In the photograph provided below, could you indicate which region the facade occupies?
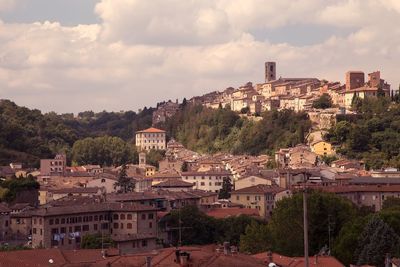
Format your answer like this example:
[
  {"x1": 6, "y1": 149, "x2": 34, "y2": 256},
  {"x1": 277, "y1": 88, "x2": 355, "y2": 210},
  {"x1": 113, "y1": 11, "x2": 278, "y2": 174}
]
[
  {"x1": 346, "y1": 71, "x2": 365, "y2": 90},
  {"x1": 230, "y1": 185, "x2": 290, "y2": 218},
  {"x1": 0, "y1": 203, "x2": 11, "y2": 240},
  {"x1": 135, "y1": 127, "x2": 166, "y2": 151},
  {"x1": 39, "y1": 187, "x2": 104, "y2": 205},
  {"x1": 265, "y1": 62, "x2": 276, "y2": 82},
  {"x1": 181, "y1": 170, "x2": 232, "y2": 193},
  {"x1": 311, "y1": 141, "x2": 335, "y2": 156},
  {"x1": 152, "y1": 179, "x2": 194, "y2": 192},
  {"x1": 31, "y1": 202, "x2": 158, "y2": 253},
  {"x1": 235, "y1": 175, "x2": 273, "y2": 191},
  {"x1": 40, "y1": 154, "x2": 67, "y2": 176}
]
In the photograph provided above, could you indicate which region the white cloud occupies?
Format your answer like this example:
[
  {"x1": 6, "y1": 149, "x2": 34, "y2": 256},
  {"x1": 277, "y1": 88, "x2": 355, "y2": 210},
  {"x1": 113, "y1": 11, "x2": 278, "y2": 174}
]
[{"x1": 0, "y1": 0, "x2": 399, "y2": 113}]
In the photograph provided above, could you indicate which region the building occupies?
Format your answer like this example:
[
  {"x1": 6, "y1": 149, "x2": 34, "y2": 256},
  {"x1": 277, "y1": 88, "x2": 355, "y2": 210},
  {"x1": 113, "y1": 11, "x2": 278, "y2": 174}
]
[
  {"x1": 311, "y1": 140, "x2": 335, "y2": 156},
  {"x1": 152, "y1": 179, "x2": 194, "y2": 192},
  {"x1": 346, "y1": 71, "x2": 365, "y2": 90},
  {"x1": 0, "y1": 203, "x2": 11, "y2": 240},
  {"x1": 181, "y1": 170, "x2": 232, "y2": 193},
  {"x1": 31, "y1": 202, "x2": 158, "y2": 253},
  {"x1": 39, "y1": 187, "x2": 104, "y2": 205},
  {"x1": 40, "y1": 154, "x2": 67, "y2": 177},
  {"x1": 316, "y1": 185, "x2": 400, "y2": 212},
  {"x1": 234, "y1": 175, "x2": 273, "y2": 191},
  {"x1": 265, "y1": 61, "x2": 276, "y2": 82},
  {"x1": 135, "y1": 127, "x2": 166, "y2": 151},
  {"x1": 230, "y1": 185, "x2": 291, "y2": 218}
]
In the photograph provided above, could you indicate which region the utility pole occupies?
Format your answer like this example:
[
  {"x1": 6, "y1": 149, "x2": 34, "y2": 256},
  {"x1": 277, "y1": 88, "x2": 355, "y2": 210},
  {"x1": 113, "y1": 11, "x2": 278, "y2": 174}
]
[{"x1": 303, "y1": 172, "x2": 309, "y2": 267}]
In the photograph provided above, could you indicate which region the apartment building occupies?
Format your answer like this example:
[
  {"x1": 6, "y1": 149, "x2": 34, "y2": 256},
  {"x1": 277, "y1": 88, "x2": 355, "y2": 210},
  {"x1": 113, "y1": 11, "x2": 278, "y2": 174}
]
[
  {"x1": 31, "y1": 202, "x2": 158, "y2": 254},
  {"x1": 40, "y1": 154, "x2": 67, "y2": 176},
  {"x1": 230, "y1": 185, "x2": 291, "y2": 219},
  {"x1": 135, "y1": 127, "x2": 166, "y2": 151},
  {"x1": 181, "y1": 170, "x2": 233, "y2": 192}
]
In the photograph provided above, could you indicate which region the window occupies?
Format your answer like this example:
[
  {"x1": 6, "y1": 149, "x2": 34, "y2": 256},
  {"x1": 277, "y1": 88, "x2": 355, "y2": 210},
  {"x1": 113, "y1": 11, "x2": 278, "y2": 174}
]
[
  {"x1": 74, "y1": 226, "x2": 81, "y2": 232},
  {"x1": 120, "y1": 214, "x2": 125, "y2": 220},
  {"x1": 148, "y1": 213, "x2": 154, "y2": 219},
  {"x1": 101, "y1": 179, "x2": 106, "y2": 183},
  {"x1": 127, "y1": 214, "x2": 132, "y2": 220},
  {"x1": 200, "y1": 182, "x2": 205, "y2": 186},
  {"x1": 113, "y1": 214, "x2": 119, "y2": 220},
  {"x1": 33, "y1": 228, "x2": 37, "y2": 234},
  {"x1": 83, "y1": 225, "x2": 89, "y2": 231},
  {"x1": 132, "y1": 241, "x2": 136, "y2": 248},
  {"x1": 113, "y1": 223, "x2": 118, "y2": 229},
  {"x1": 127, "y1": 223, "x2": 132, "y2": 229},
  {"x1": 60, "y1": 227, "x2": 66, "y2": 233},
  {"x1": 94, "y1": 215, "x2": 98, "y2": 221},
  {"x1": 246, "y1": 196, "x2": 250, "y2": 201},
  {"x1": 120, "y1": 223, "x2": 124, "y2": 229},
  {"x1": 94, "y1": 224, "x2": 98, "y2": 231},
  {"x1": 141, "y1": 240, "x2": 148, "y2": 247},
  {"x1": 61, "y1": 218, "x2": 65, "y2": 224},
  {"x1": 141, "y1": 214, "x2": 146, "y2": 220},
  {"x1": 149, "y1": 222, "x2": 153, "y2": 228},
  {"x1": 55, "y1": 218, "x2": 59, "y2": 224},
  {"x1": 40, "y1": 229, "x2": 43, "y2": 235},
  {"x1": 33, "y1": 218, "x2": 37, "y2": 224},
  {"x1": 49, "y1": 219, "x2": 54, "y2": 225}
]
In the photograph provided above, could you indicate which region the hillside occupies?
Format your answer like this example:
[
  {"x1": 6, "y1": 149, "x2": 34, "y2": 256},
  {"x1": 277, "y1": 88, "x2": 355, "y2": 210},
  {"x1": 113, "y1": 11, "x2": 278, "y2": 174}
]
[{"x1": 0, "y1": 100, "x2": 154, "y2": 167}]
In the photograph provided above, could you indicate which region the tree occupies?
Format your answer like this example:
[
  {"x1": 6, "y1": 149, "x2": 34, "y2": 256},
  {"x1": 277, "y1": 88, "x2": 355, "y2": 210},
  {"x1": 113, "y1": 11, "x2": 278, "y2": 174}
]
[
  {"x1": 383, "y1": 197, "x2": 400, "y2": 210},
  {"x1": 218, "y1": 176, "x2": 232, "y2": 199},
  {"x1": 355, "y1": 216, "x2": 400, "y2": 267},
  {"x1": 268, "y1": 191, "x2": 357, "y2": 256},
  {"x1": 312, "y1": 94, "x2": 333, "y2": 109},
  {"x1": 181, "y1": 161, "x2": 188, "y2": 172},
  {"x1": 239, "y1": 221, "x2": 271, "y2": 253},
  {"x1": 81, "y1": 233, "x2": 114, "y2": 249},
  {"x1": 240, "y1": 107, "x2": 250, "y2": 114},
  {"x1": 114, "y1": 164, "x2": 135, "y2": 193}
]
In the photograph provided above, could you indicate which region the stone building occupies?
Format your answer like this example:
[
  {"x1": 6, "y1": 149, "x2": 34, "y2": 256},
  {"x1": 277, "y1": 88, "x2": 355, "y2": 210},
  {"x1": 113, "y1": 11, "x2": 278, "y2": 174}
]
[
  {"x1": 135, "y1": 127, "x2": 166, "y2": 151},
  {"x1": 31, "y1": 202, "x2": 158, "y2": 254}
]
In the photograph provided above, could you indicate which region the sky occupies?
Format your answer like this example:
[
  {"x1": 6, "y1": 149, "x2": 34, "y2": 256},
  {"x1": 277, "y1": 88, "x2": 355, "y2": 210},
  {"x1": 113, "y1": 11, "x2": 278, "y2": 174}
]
[{"x1": 0, "y1": 0, "x2": 399, "y2": 113}]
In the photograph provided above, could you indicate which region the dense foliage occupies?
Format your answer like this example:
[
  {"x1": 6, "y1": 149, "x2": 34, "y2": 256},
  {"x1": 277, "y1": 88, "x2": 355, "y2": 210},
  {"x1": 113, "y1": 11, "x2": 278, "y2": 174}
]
[
  {"x1": 0, "y1": 100, "x2": 153, "y2": 167},
  {"x1": 81, "y1": 233, "x2": 114, "y2": 249},
  {"x1": 162, "y1": 104, "x2": 311, "y2": 155},
  {"x1": 71, "y1": 136, "x2": 138, "y2": 166},
  {"x1": 326, "y1": 97, "x2": 400, "y2": 169},
  {"x1": 312, "y1": 93, "x2": 333, "y2": 109},
  {"x1": 0, "y1": 176, "x2": 40, "y2": 202},
  {"x1": 163, "y1": 206, "x2": 261, "y2": 246}
]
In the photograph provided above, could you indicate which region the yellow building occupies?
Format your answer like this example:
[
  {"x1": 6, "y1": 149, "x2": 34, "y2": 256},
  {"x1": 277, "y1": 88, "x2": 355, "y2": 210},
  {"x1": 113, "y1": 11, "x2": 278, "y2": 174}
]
[{"x1": 311, "y1": 140, "x2": 334, "y2": 156}]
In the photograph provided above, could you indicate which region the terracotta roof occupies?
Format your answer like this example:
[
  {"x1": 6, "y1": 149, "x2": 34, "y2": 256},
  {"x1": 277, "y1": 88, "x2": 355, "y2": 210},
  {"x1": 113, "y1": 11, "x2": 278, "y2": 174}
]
[
  {"x1": 232, "y1": 185, "x2": 286, "y2": 194},
  {"x1": 107, "y1": 191, "x2": 165, "y2": 202},
  {"x1": 48, "y1": 187, "x2": 102, "y2": 194},
  {"x1": 206, "y1": 208, "x2": 260, "y2": 219},
  {"x1": 182, "y1": 170, "x2": 232, "y2": 176},
  {"x1": 152, "y1": 179, "x2": 194, "y2": 188},
  {"x1": 136, "y1": 127, "x2": 166, "y2": 133},
  {"x1": 253, "y1": 252, "x2": 345, "y2": 267}
]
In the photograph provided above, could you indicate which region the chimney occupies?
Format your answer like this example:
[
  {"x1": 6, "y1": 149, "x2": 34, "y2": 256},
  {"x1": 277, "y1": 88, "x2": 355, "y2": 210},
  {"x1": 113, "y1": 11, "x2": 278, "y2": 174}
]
[
  {"x1": 223, "y1": 241, "x2": 230, "y2": 256},
  {"x1": 180, "y1": 254, "x2": 188, "y2": 267},
  {"x1": 315, "y1": 254, "x2": 318, "y2": 265},
  {"x1": 146, "y1": 256, "x2": 152, "y2": 267}
]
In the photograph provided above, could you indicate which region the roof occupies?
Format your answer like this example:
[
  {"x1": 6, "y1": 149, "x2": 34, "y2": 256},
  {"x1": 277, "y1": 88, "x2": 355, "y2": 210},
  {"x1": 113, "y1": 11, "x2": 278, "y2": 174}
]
[
  {"x1": 136, "y1": 127, "x2": 166, "y2": 133},
  {"x1": 0, "y1": 246, "x2": 267, "y2": 267},
  {"x1": 0, "y1": 203, "x2": 11, "y2": 213},
  {"x1": 48, "y1": 187, "x2": 102, "y2": 194},
  {"x1": 206, "y1": 208, "x2": 260, "y2": 219},
  {"x1": 313, "y1": 185, "x2": 400, "y2": 194},
  {"x1": 253, "y1": 252, "x2": 345, "y2": 267},
  {"x1": 350, "y1": 177, "x2": 400, "y2": 185},
  {"x1": 182, "y1": 170, "x2": 232, "y2": 176},
  {"x1": 232, "y1": 185, "x2": 286, "y2": 195},
  {"x1": 31, "y1": 202, "x2": 158, "y2": 217},
  {"x1": 152, "y1": 179, "x2": 194, "y2": 188}
]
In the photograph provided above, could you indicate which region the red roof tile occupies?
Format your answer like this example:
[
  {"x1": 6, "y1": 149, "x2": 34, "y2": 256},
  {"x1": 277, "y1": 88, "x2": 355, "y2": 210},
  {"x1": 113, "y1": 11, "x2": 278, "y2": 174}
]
[{"x1": 136, "y1": 127, "x2": 166, "y2": 133}]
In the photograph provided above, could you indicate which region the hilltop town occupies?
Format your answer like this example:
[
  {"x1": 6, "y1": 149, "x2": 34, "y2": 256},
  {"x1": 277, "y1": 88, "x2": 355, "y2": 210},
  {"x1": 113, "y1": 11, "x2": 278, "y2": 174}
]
[{"x1": 0, "y1": 62, "x2": 400, "y2": 267}]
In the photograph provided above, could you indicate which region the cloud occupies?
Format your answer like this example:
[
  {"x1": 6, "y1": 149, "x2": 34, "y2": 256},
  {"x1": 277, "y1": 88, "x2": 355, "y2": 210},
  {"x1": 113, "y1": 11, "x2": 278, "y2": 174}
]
[{"x1": 0, "y1": 0, "x2": 399, "y2": 113}]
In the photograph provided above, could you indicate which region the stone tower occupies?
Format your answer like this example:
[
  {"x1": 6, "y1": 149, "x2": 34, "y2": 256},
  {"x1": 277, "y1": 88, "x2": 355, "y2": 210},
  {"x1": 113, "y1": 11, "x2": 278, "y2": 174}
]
[
  {"x1": 265, "y1": 62, "x2": 276, "y2": 82},
  {"x1": 139, "y1": 152, "x2": 146, "y2": 168}
]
